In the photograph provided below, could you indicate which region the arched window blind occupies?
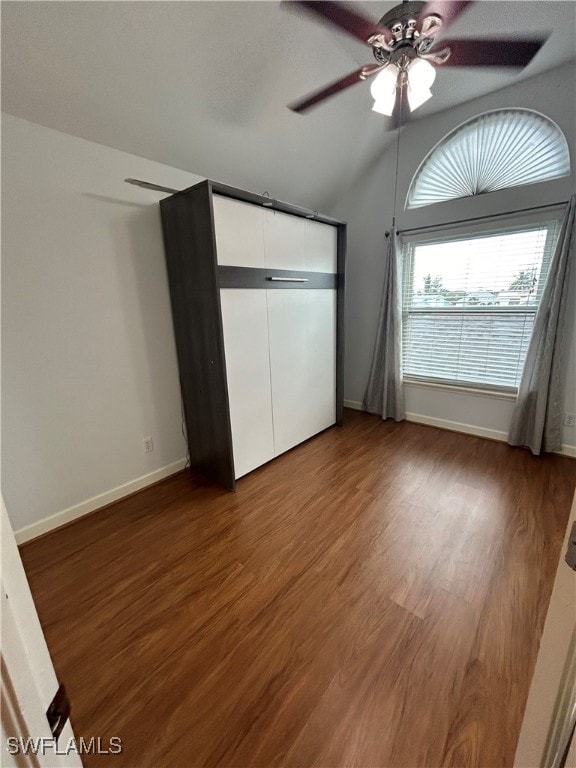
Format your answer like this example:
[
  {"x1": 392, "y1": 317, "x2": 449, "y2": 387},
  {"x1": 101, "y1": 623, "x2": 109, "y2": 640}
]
[{"x1": 406, "y1": 109, "x2": 571, "y2": 210}]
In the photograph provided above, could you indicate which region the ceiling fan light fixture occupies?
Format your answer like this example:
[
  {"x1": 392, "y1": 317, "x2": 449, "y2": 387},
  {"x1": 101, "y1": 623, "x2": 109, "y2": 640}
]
[
  {"x1": 407, "y1": 57, "x2": 436, "y2": 112},
  {"x1": 407, "y1": 84, "x2": 433, "y2": 111},
  {"x1": 372, "y1": 98, "x2": 395, "y2": 116},
  {"x1": 370, "y1": 65, "x2": 397, "y2": 116},
  {"x1": 287, "y1": 0, "x2": 549, "y2": 122}
]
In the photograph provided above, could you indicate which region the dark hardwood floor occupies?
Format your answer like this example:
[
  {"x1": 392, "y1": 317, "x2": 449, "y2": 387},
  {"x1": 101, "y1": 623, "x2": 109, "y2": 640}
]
[{"x1": 20, "y1": 410, "x2": 576, "y2": 768}]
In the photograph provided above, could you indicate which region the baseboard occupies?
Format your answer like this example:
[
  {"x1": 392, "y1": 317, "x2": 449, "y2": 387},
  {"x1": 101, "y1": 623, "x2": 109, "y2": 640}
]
[
  {"x1": 406, "y1": 413, "x2": 575, "y2": 458},
  {"x1": 14, "y1": 459, "x2": 188, "y2": 545},
  {"x1": 344, "y1": 399, "x2": 364, "y2": 411},
  {"x1": 344, "y1": 402, "x2": 576, "y2": 458},
  {"x1": 405, "y1": 411, "x2": 509, "y2": 443}
]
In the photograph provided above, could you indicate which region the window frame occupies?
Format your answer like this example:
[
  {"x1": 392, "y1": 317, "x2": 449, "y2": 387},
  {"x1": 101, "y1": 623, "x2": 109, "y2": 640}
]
[{"x1": 400, "y1": 209, "x2": 563, "y2": 394}]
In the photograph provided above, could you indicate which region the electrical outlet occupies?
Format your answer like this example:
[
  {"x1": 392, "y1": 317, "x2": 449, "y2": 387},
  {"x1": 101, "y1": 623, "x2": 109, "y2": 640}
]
[
  {"x1": 143, "y1": 437, "x2": 154, "y2": 453},
  {"x1": 564, "y1": 414, "x2": 576, "y2": 429}
]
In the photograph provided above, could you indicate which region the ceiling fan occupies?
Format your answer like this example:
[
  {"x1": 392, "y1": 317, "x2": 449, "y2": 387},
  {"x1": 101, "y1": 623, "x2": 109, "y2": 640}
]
[{"x1": 287, "y1": 0, "x2": 547, "y2": 127}]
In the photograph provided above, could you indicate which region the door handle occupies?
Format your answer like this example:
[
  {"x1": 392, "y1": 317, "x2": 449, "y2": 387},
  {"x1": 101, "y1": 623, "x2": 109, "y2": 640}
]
[
  {"x1": 267, "y1": 277, "x2": 309, "y2": 282},
  {"x1": 46, "y1": 683, "x2": 71, "y2": 743}
]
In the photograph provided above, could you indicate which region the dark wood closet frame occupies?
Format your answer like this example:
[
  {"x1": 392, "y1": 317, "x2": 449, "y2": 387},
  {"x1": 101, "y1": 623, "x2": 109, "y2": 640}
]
[{"x1": 160, "y1": 179, "x2": 346, "y2": 490}]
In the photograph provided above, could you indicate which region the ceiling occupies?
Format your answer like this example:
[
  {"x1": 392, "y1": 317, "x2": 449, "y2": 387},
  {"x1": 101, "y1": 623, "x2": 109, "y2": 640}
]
[{"x1": 2, "y1": 1, "x2": 575, "y2": 210}]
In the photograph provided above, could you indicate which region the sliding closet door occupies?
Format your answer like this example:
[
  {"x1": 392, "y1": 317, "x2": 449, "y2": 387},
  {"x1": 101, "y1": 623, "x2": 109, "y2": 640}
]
[
  {"x1": 267, "y1": 289, "x2": 336, "y2": 457},
  {"x1": 220, "y1": 289, "x2": 275, "y2": 479},
  {"x1": 305, "y1": 289, "x2": 337, "y2": 436},
  {"x1": 266, "y1": 290, "x2": 309, "y2": 456},
  {"x1": 263, "y1": 209, "x2": 306, "y2": 271},
  {"x1": 213, "y1": 196, "x2": 265, "y2": 268},
  {"x1": 305, "y1": 219, "x2": 337, "y2": 273}
]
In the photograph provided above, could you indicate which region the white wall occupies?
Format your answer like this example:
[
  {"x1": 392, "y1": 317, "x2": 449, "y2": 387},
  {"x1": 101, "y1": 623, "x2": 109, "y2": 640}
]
[
  {"x1": 1, "y1": 114, "x2": 205, "y2": 537},
  {"x1": 331, "y1": 61, "x2": 576, "y2": 452}
]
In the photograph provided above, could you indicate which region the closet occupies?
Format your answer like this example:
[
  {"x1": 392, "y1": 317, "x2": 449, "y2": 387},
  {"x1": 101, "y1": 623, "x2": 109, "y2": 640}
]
[{"x1": 160, "y1": 180, "x2": 345, "y2": 490}]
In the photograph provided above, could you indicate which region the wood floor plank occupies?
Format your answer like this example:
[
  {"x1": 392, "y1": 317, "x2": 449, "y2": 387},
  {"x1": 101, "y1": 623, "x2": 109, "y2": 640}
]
[{"x1": 19, "y1": 410, "x2": 576, "y2": 767}]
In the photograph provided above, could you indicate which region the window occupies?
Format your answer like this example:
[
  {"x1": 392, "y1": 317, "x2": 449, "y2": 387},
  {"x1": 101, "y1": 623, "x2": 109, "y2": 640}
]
[
  {"x1": 401, "y1": 215, "x2": 561, "y2": 392},
  {"x1": 406, "y1": 110, "x2": 571, "y2": 210}
]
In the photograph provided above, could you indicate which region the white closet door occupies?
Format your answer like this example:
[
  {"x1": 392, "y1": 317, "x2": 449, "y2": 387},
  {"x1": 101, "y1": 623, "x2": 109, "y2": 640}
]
[
  {"x1": 263, "y1": 209, "x2": 307, "y2": 271},
  {"x1": 305, "y1": 220, "x2": 337, "y2": 273},
  {"x1": 267, "y1": 290, "x2": 310, "y2": 455},
  {"x1": 267, "y1": 289, "x2": 336, "y2": 457},
  {"x1": 306, "y1": 289, "x2": 337, "y2": 435},
  {"x1": 213, "y1": 196, "x2": 265, "y2": 268},
  {"x1": 220, "y1": 289, "x2": 275, "y2": 479}
]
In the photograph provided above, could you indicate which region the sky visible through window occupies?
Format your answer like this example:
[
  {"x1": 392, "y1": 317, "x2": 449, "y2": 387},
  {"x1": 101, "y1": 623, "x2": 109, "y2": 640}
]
[{"x1": 411, "y1": 228, "x2": 549, "y2": 299}]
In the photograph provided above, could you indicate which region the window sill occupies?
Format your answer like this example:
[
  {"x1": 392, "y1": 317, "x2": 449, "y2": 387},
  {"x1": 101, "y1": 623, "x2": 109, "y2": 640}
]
[{"x1": 402, "y1": 378, "x2": 518, "y2": 402}]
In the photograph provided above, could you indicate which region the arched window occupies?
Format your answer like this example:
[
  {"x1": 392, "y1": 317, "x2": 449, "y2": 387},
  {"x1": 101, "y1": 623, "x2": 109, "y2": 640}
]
[{"x1": 406, "y1": 109, "x2": 571, "y2": 210}]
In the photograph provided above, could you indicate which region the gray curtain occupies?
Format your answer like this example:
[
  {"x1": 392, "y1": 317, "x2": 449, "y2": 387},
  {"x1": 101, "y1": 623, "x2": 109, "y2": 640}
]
[
  {"x1": 363, "y1": 229, "x2": 405, "y2": 421},
  {"x1": 508, "y1": 195, "x2": 575, "y2": 455}
]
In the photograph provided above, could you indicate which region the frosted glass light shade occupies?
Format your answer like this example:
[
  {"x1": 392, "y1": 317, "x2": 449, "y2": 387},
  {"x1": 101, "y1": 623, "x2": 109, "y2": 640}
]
[
  {"x1": 372, "y1": 98, "x2": 395, "y2": 116},
  {"x1": 407, "y1": 58, "x2": 436, "y2": 112},
  {"x1": 370, "y1": 66, "x2": 397, "y2": 116},
  {"x1": 408, "y1": 86, "x2": 432, "y2": 111},
  {"x1": 408, "y1": 58, "x2": 436, "y2": 89},
  {"x1": 406, "y1": 108, "x2": 571, "y2": 209}
]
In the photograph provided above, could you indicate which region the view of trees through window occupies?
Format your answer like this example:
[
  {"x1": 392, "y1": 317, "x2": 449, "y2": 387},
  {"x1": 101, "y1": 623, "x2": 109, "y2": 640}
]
[
  {"x1": 408, "y1": 228, "x2": 549, "y2": 309},
  {"x1": 402, "y1": 221, "x2": 560, "y2": 390},
  {"x1": 419, "y1": 266, "x2": 538, "y2": 305}
]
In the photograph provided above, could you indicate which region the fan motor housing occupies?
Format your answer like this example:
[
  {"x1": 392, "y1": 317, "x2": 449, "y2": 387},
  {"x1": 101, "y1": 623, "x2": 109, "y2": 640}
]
[{"x1": 378, "y1": 1, "x2": 426, "y2": 32}]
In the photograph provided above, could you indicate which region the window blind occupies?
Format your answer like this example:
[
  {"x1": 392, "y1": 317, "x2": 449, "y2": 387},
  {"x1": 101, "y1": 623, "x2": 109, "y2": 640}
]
[
  {"x1": 401, "y1": 218, "x2": 561, "y2": 391},
  {"x1": 406, "y1": 110, "x2": 571, "y2": 210}
]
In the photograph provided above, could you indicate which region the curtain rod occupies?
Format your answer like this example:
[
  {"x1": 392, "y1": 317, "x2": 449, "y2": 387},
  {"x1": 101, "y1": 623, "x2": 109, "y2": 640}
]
[{"x1": 392, "y1": 200, "x2": 568, "y2": 238}]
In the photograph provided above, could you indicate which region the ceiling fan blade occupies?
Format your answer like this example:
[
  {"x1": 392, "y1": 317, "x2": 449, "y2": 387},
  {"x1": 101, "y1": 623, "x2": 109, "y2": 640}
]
[
  {"x1": 417, "y1": 0, "x2": 472, "y2": 36},
  {"x1": 437, "y1": 37, "x2": 547, "y2": 67},
  {"x1": 289, "y1": 64, "x2": 381, "y2": 113},
  {"x1": 288, "y1": 1, "x2": 392, "y2": 45},
  {"x1": 390, "y1": 80, "x2": 410, "y2": 130}
]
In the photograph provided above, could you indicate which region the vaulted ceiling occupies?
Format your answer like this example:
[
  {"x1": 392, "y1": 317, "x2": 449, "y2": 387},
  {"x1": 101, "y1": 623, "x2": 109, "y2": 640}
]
[{"x1": 2, "y1": 1, "x2": 575, "y2": 210}]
